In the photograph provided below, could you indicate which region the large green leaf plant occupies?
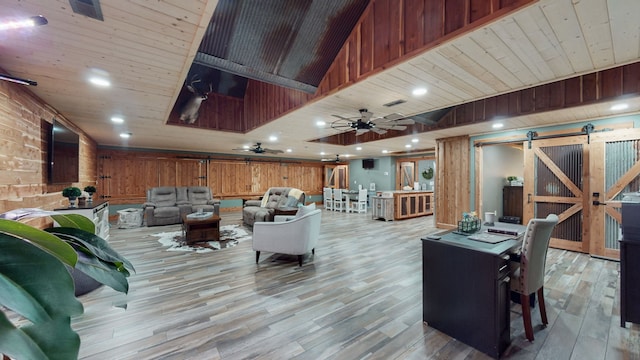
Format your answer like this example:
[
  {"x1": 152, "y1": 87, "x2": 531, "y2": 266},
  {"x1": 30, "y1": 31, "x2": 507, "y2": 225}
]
[{"x1": 0, "y1": 208, "x2": 134, "y2": 360}]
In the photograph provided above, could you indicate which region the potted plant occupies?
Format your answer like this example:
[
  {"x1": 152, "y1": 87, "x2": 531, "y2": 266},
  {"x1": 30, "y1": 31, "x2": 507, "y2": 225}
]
[
  {"x1": 0, "y1": 208, "x2": 134, "y2": 360},
  {"x1": 61, "y1": 187, "x2": 82, "y2": 208},
  {"x1": 83, "y1": 185, "x2": 96, "y2": 202}
]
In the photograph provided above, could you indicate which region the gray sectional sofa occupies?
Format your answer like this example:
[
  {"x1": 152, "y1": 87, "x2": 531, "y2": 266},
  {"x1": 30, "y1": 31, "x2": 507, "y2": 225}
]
[{"x1": 143, "y1": 186, "x2": 220, "y2": 226}]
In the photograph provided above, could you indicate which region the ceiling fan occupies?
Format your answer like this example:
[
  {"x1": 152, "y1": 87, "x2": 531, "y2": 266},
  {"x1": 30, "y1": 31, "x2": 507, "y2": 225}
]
[
  {"x1": 321, "y1": 154, "x2": 342, "y2": 162},
  {"x1": 330, "y1": 108, "x2": 415, "y2": 135},
  {"x1": 232, "y1": 142, "x2": 283, "y2": 154}
]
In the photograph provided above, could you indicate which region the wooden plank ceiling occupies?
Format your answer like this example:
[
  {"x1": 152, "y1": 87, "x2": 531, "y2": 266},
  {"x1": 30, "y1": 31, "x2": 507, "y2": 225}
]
[{"x1": 1, "y1": 0, "x2": 639, "y2": 160}]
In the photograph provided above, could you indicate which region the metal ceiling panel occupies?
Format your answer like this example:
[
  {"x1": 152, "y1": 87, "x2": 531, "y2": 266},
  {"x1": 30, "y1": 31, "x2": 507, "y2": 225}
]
[{"x1": 196, "y1": 0, "x2": 369, "y2": 93}]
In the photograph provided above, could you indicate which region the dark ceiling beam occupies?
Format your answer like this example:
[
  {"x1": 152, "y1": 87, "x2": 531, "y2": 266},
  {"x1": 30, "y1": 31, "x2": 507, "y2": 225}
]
[{"x1": 194, "y1": 52, "x2": 318, "y2": 94}]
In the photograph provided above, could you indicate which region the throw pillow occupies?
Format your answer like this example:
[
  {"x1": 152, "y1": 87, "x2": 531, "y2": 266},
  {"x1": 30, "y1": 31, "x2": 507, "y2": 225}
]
[{"x1": 295, "y1": 203, "x2": 316, "y2": 218}]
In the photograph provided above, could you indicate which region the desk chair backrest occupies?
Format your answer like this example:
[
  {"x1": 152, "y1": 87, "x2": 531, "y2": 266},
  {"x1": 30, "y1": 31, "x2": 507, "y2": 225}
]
[{"x1": 518, "y1": 214, "x2": 559, "y2": 295}]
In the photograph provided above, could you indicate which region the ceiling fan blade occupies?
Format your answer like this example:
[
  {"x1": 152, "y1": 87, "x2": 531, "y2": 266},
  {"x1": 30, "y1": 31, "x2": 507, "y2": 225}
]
[
  {"x1": 394, "y1": 118, "x2": 415, "y2": 125},
  {"x1": 355, "y1": 128, "x2": 370, "y2": 136},
  {"x1": 263, "y1": 148, "x2": 284, "y2": 154},
  {"x1": 331, "y1": 114, "x2": 352, "y2": 120},
  {"x1": 383, "y1": 113, "x2": 405, "y2": 121},
  {"x1": 360, "y1": 110, "x2": 373, "y2": 121},
  {"x1": 232, "y1": 148, "x2": 250, "y2": 151},
  {"x1": 390, "y1": 125, "x2": 407, "y2": 131},
  {"x1": 375, "y1": 123, "x2": 396, "y2": 129},
  {"x1": 371, "y1": 128, "x2": 387, "y2": 135}
]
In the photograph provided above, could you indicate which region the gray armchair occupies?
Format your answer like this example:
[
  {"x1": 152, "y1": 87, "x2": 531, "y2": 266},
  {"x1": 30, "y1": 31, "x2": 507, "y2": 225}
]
[
  {"x1": 252, "y1": 204, "x2": 321, "y2": 266},
  {"x1": 509, "y1": 214, "x2": 559, "y2": 341}
]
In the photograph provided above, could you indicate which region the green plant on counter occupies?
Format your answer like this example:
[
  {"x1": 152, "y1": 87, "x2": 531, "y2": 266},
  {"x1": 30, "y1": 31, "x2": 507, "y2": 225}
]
[
  {"x1": 61, "y1": 187, "x2": 82, "y2": 199},
  {"x1": 421, "y1": 167, "x2": 434, "y2": 180},
  {"x1": 0, "y1": 208, "x2": 134, "y2": 360},
  {"x1": 83, "y1": 186, "x2": 96, "y2": 194},
  {"x1": 507, "y1": 176, "x2": 517, "y2": 182}
]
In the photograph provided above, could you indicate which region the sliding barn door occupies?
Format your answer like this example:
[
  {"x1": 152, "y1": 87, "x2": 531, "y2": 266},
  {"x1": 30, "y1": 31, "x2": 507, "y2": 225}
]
[
  {"x1": 523, "y1": 137, "x2": 589, "y2": 253},
  {"x1": 589, "y1": 129, "x2": 640, "y2": 258}
]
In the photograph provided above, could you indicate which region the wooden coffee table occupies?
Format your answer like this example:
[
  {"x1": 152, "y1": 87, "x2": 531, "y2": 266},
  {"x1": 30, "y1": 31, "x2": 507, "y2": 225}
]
[{"x1": 182, "y1": 213, "x2": 221, "y2": 244}]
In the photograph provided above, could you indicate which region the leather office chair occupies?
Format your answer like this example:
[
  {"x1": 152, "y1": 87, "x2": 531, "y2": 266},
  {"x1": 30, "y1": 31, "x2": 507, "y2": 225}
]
[
  {"x1": 323, "y1": 187, "x2": 333, "y2": 211},
  {"x1": 510, "y1": 214, "x2": 559, "y2": 341}
]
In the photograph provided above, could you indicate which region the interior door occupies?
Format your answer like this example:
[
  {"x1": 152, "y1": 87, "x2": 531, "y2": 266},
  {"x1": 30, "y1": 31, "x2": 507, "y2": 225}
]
[
  {"x1": 398, "y1": 161, "x2": 415, "y2": 189},
  {"x1": 523, "y1": 137, "x2": 589, "y2": 253},
  {"x1": 325, "y1": 165, "x2": 348, "y2": 189},
  {"x1": 589, "y1": 130, "x2": 640, "y2": 259}
]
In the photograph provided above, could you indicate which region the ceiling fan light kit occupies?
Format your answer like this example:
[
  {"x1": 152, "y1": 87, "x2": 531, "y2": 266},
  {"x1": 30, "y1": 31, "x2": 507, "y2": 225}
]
[{"x1": 330, "y1": 108, "x2": 415, "y2": 136}]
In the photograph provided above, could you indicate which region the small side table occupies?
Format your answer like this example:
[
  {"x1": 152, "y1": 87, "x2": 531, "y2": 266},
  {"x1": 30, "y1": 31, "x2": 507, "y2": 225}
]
[
  {"x1": 182, "y1": 213, "x2": 221, "y2": 244},
  {"x1": 117, "y1": 208, "x2": 143, "y2": 228}
]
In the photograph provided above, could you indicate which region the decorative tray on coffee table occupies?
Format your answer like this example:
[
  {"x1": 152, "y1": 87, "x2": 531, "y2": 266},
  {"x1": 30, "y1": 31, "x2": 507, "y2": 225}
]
[{"x1": 186, "y1": 212, "x2": 213, "y2": 220}]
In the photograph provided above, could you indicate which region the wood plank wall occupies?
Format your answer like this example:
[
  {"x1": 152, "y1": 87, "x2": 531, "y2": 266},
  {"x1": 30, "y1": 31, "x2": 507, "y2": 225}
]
[
  {"x1": 96, "y1": 148, "x2": 326, "y2": 208},
  {"x1": 0, "y1": 79, "x2": 97, "y2": 214},
  {"x1": 435, "y1": 135, "x2": 470, "y2": 228}
]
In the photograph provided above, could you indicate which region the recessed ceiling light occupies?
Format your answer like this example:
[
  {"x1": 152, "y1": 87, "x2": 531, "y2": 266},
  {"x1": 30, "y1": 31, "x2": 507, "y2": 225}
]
[
  {"x1": 411, "y1": 138, "x2": 419, "y2": 143},
  {"x1": 89, "y1": 77, "x2": 110, "y2": 87},
  {"x1": 405, "y1": 144, "x2": 412, "y2": 148},
  {"x1": 355, "y1": 146, "x2": 362, "y2": 151},
  {"x1": 243, "y1": 145, "x2": 250, "y2": 149},
  {"x1": 269, "y1": 135, "x2": 277, "y2": 141},
  {"x1": 0, "y1": 15, "x2": 48, "y2": 31},
  {"x1": 492, "y1": 123, "x2": 504, "y2": 129},
  {"x1": 111, "y1": 116, "x2": 124, "y2": 124},
  {"x1": 610, "y1": 103, "x2": 628, "y2": 111},
  {"x1": 412, "y1": 87, "x2": 427, "y2": 96},
  {"x1": 286, "y1": 149, "x2": 292, "y2": 153},
  {"x1": 119, "y1": 132, "x2": 131, "y2": 139},
  {"x1": 316, "y1": 120, "x2": 326, "y2": 127},
  {"x1": 382, "y1": 150, "x2": 389, "y2": 154},
  {"x1": 320, "y1": 152, "x2": 326, "y2": 156}
]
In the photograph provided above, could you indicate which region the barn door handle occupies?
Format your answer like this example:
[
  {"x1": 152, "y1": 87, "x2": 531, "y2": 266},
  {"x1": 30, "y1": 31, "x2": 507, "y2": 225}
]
[
  {"x1": 527, "y1": 193, "x2": 532, "y2": 203},
  {"x1": 592, "y1": 200, "x2": 607, "y2": 206}
]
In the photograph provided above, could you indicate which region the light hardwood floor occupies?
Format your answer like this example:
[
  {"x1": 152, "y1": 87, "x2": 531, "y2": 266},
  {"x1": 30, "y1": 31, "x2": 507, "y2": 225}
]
[{"x1": 73, "y1": 209, "x2": 640, "y2": 359}]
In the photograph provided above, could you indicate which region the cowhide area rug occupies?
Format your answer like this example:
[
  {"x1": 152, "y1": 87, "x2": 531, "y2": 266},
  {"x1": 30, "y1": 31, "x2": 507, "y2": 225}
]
[{"x1": 153, "y1": 224, "x2": 251, "y2": 253}]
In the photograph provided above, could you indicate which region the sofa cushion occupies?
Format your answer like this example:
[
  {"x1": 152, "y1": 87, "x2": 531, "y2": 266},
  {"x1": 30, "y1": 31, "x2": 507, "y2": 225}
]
[
  {"x1": 153, "y1": 206, "x2": 181, "y2": 218},
  {"x1": 188, "y1": 186, "x2": 212, "y2": 205},
  {"x1": 151, "y1": 187, "x2": 177, "y2": 208}
]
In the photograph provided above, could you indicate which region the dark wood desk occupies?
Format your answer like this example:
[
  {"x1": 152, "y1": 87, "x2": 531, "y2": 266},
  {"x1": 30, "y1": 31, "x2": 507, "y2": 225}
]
[{"x1": 422, "y1": 226, "x2": 523, "y2": 359}]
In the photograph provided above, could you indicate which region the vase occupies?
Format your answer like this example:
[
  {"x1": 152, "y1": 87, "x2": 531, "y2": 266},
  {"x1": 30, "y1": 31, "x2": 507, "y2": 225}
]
[
  {"x1": 69, "y1": 197, "x2": 77, "y2": 208},
  {"x1": 88, "y1": 193, "x2": 94, "y2": 202}
]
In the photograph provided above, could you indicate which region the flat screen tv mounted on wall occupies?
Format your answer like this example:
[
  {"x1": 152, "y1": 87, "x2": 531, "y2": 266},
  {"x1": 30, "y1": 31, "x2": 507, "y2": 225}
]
[
  {"x1": 362, "y1": 158, "x2": 374, "y2": 169},
  {"x1": 47, "y1": 119, "x2": 80, "y2": 184}
]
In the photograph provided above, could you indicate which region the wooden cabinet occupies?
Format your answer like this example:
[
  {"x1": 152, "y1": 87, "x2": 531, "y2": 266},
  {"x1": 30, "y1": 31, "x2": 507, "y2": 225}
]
[
  {"x1": 620, "y1": 240, "x2": 640, "y2": 327},
  {"x1": 371, "y1": 196, "x2": 394, "y2": 221},
  {"x1": 422, "y1": 233, "x2": 514, "y2": 358},
  {"x1": 55, "y1": 201, "x2": 110, "y2": 241},
  {"x1": 502, "y1": 186, "x2": 523, "y2": 223},
  {"x1": 394, "y1": 192, "x2": 433, "y2": 219}
]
